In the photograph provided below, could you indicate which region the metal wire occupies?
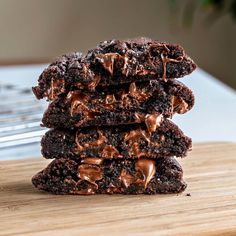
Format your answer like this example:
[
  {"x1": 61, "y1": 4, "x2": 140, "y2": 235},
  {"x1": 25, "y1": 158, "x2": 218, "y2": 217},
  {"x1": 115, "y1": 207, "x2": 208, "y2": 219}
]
[{"x1": 0, "y1": 82, "x2": 47, "y2": 160}]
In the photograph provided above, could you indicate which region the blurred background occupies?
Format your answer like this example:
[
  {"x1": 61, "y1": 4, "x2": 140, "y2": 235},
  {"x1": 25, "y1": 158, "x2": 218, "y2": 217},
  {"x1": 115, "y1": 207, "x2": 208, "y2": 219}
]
[
  {"x1": 0, "y1": 0, "x2": 236, "y2": 88},
  {"x1": 0, "y1": 0, "x2": 236, "y2": 160}
]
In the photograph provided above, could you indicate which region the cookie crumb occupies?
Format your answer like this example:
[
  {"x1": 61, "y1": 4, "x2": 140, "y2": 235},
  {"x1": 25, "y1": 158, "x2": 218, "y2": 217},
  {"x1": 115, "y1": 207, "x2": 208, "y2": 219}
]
[{"x1": 186, "y1": 193, "x2": 191, "y2": 196}]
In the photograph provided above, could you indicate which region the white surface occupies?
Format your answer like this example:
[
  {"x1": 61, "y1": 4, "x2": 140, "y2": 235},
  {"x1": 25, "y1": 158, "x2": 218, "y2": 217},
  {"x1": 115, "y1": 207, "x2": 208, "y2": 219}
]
[
  {"x1": 173, "y1": 69, "x2": 236, "y2": 143},
  {"x1": 0, "y1": 65, "x2": 235, "y2": 160}
]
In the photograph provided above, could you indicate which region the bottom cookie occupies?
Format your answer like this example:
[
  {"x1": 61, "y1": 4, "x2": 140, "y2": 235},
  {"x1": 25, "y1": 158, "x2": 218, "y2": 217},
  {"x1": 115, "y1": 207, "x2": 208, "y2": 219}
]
[{"x1": 32, "y1": 157, "x2": 186, "y2": 195}]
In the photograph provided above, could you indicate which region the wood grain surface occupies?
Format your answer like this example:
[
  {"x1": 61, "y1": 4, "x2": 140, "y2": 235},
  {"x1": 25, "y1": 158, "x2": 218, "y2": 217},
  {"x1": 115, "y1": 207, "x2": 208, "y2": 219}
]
[{"x1": 0, "y1": 143, "x2": 236, "y2": 236}]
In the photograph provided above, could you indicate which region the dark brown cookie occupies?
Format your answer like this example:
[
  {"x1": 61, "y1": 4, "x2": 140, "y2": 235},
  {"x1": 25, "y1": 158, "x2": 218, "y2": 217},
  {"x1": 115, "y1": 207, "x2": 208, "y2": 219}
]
[
  {"x1": 41, "y1": 119, "x2": 192, "y2": 160},
  {"x1": 32, "y1": 157, "x2": 187, "y2": 195},
  {"x1": 41, "y1": 80, "x2": 194, "y2": 129},
  {"x1": 32, "y1": 52, "x2": 82, "y2": 100},
  {"x1": 32, "y1": 38, "x2": 196, "y2": 100}
]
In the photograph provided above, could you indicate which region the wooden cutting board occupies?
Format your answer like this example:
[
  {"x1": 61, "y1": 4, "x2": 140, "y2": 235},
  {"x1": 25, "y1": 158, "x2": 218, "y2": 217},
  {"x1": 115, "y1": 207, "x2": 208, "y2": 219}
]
[{"x1": 0, "y1": 143, "x2": 236, "y2": 236}]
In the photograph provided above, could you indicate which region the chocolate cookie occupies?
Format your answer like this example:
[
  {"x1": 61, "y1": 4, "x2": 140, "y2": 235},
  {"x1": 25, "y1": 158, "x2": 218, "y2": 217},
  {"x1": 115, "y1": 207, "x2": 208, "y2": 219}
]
[
  {"x1": 42, "y1": 80, "x2": 194, "y2": 129},
  {"x1": 32, "y1": 157, "x2": 186, "y2": 195},
  {"x1": 32, "y1": 38, "x2": 196, "y2": 100},
  {"x1": 41, "y1": 119, "x2": 192, "y2": 160}
]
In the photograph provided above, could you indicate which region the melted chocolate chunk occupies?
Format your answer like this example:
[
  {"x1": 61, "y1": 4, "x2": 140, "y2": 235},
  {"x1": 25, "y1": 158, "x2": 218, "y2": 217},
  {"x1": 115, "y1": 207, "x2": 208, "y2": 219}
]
[
  {"x1": 77, "y1": 164, "x2": 103, "y2": 189},
  {"x1": 145, "y1": 114, "x2": 163, "y2": 133},
  {"x1": 135, "y1": 159, "x2": 156, "y2": 188}
]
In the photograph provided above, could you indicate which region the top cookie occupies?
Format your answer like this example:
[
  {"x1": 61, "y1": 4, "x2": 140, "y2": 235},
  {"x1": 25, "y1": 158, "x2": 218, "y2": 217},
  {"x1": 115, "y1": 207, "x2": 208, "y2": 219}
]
[{"x1": 32, "y1": 38, "x2": 196, "y2": 100}]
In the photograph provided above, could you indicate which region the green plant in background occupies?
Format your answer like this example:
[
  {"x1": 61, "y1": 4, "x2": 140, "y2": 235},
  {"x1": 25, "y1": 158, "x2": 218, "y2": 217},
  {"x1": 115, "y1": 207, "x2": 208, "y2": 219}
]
[
  {"x1": 203, "y1": 0, "x2": 236, "y2": 18},
  {"x1": 169, "y1": 0, "x2": 236, "y2": 27}
]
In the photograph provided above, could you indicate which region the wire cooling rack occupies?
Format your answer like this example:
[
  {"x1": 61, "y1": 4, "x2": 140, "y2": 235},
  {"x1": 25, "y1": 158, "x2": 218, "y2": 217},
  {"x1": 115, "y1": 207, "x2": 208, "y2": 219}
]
[{"x1": 0, "y1": 82, "x2": 47, "y2": 160}]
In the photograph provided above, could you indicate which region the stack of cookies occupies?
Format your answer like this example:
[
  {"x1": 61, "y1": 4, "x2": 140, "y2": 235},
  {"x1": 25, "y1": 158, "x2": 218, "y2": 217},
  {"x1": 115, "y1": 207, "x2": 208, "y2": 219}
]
[{"x1": 32, "y1": 38, "x2": 196, "y2": 195}]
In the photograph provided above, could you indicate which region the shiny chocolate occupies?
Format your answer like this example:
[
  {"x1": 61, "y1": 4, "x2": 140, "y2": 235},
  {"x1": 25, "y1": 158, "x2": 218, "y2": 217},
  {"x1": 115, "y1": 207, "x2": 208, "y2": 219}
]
[
  {"x1": 96, "y1": 53, "x2": 122, "y2": 75},
  {"x1": 171, "y1": 96, "x2": 189, "y2": 114},
  {"x1": 129, "y1": 142, "x2": 142, "y2": 157},
  {"x1": 75, "y1": 131, "x2": 107, "y2": 152},
  {"x1": 161, "y1": 53, "x2": 183, "y2": 81},
  {"x1": 66, "y1": 91, "x2": 89, "y2": 116},
  {"x1": 71, "y1": 187, "x2": 95, "y2": 195},
  {"x1": 105, "y1": 94, "x2": 116, "y2": 109},
  {"x1": 119, "y1": 159, "x2": 156, "y2": 189},
  {"x1": 101, "y1": 145, "x2": 120, "y2": 158},
  {"x1": 135, "y1": 159, "x2": 156, "y2": 188},
  {"x1": 145, "y1": 114, "x2": 163, "y2": 133},
  {"x1": 88, "y1": 74, "x2": 101, "y2": 91},
  {"x1": 81, "y1": 157, "x2": 104, "y2": 165},
  {"x1": 128, "y1": 82, "x2": 151, "y2": 102},
  {"x1": 124, "y1": 128, "x2": 151, "y2": 144},
  {"x1": 105, "y1": 184, "x2": 122, "y2": 194},
  {"x1": 46, "y1": 78, "x2": 65, "y2": 100},
  {"x1": 119, "y1": 169, "x2": 137, "y2": 188},
  {"x1": 77, "y1": 164, "x2": 103, "y2": 187}
]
